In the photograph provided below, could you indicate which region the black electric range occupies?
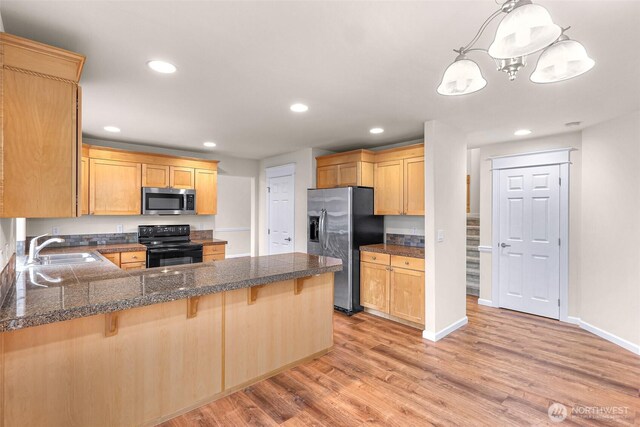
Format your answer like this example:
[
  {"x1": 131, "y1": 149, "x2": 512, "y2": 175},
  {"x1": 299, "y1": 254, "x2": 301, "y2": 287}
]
[{"x1": 138, "y1": 225, "x2": 203, "y2": 268}]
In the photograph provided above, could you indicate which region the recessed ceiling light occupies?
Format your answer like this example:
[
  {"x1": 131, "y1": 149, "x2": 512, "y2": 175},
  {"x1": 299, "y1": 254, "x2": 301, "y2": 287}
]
[
  {"x1": 514, "y1": 129, "x2": 532, "y2": 136},
  {"x1": 147, "y1": 60, "x2": 177, "y2": 74},
  {"x1": 203, "y1": 141, "x2": 217, "y2": 148},
  {"x1": 369, "y1": 127, "x2": 384, "y2": 134},
  {"x1": 290, "y1": 103, "x2": 309, "y2": 113},
  {"x1": 103, "y1": 126, "x2": 121, "y2": 133}
]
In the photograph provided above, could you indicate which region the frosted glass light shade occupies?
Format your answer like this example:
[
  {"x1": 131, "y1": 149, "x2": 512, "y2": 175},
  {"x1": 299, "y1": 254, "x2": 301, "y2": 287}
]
[
  {"x1": 437, "y1": 58, "x2": 487, "y2": 96},
  {"x1": 488, "y1": 3, "x2": 562, "y2": 59},
  {"x1": 530, "y1": 39, "x2": 594, "y2": 83}
]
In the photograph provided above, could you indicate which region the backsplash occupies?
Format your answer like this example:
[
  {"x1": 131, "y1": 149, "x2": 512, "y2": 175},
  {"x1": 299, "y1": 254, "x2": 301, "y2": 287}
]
[
  {"x1": 0, "y1": 254, "x2": 16, "y2": 307},
  {"x1": 386, "y1": 233, "x2": 425, "y2": 248},
  {"x1": 26, "y1": 233, "x2": 138, "y2": 249},
  {"x1": 26, "y1": 229, "x2": 215, "y2": 250}
]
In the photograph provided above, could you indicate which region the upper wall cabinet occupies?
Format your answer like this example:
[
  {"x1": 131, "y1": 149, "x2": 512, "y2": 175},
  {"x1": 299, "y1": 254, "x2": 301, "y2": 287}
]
[
  {"x1": 83, "y1": 145, "x2": 219, "y2": 216},
  {"x1": 316, "y1": 150, "x2": 375, "y2": 189},
  {"x1": 374, "y1": 144, "x2": 424, "y2": 216},
  {"x1": 0, "y1": 33, "x2": 85, "y2": 218}
]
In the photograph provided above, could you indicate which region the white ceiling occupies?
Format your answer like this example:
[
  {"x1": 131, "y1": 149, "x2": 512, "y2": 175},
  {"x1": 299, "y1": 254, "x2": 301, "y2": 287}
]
[{"x1": 2, "y1": 1, "x2": 639, "y2": 159}]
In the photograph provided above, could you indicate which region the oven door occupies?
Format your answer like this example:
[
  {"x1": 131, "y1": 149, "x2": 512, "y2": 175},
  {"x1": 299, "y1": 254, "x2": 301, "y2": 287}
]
[
  {"x1": 142, "y1": 187, "x2": 195, "y2": 215},
  {"x1": 146, "y1": 246, "x2": 203, "y2": 268}
]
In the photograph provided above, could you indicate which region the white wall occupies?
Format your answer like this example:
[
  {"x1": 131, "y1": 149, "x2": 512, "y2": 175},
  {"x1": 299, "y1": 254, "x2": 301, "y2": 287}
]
[
  {"x1": 467, "y1": 148, "x2": 480, "y2": 215},
  {"x1": 580, "y1": 111, "x2": 640, "y2": 348},
  {"x1": 27, "y1": 138, "x2": 260, "y2": 255},
  {"x1": 384, "y1": 216, "x2": 424, "y2": 237},
  {"x1": 216, "y1": 175, "x2": 254, "y2": 257},
  {"x1": 478, "y1": 132, "x2": 582, "y2": 316},
  {"x1": 258, "y1": 148, "x2": 319, "y2": 254},
  {"x1": 423, "y1": 121, "x2": 467, "y2": 339},
  {"x1": 0, "y1": 219, "x2": 16, "y2": 271}
]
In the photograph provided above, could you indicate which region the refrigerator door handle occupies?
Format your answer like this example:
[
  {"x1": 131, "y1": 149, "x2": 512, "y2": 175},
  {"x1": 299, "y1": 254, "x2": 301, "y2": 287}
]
[{"x1": 319, "y1": 208, "x2": 328, "y2": 251}]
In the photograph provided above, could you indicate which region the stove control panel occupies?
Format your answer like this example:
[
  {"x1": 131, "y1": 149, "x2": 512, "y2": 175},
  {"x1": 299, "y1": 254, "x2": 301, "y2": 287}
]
[{"x1": 138, "y1": 225, "x2": 191, "y2": 238}]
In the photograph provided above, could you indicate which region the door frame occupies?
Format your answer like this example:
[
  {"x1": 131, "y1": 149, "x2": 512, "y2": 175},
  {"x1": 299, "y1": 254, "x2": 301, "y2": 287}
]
[
  {"x1": 489, "y1": 148, "x2": 574, "y2": 322},
  {"x1": 266, "y1": 163, "x2": 296, "y2": 254}
]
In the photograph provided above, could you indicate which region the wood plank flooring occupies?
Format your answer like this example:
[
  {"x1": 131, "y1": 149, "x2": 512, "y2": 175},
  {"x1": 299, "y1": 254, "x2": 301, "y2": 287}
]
[{"x1": 162, "y1": 296, "x2": 640, "y2": 426}]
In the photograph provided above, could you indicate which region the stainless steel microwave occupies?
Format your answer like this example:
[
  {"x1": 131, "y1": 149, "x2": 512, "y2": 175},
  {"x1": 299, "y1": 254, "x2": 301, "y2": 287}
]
[{"x1": 142, "y1": 187, "x2": 196, "y2": 215}]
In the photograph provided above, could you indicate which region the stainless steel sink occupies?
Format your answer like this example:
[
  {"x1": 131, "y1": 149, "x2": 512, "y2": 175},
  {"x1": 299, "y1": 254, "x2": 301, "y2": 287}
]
[{"x1": 35, "y1": 252, "x2": 102, "y2": 266}]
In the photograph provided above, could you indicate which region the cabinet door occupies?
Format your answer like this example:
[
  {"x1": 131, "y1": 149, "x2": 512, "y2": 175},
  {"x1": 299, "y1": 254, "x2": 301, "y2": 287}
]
[
  {"x1": 142, "y1": 164, "x2": 170, "y2": 188},
  {"x1": 89, "y1": 159, "x2": 141, "y2": 215},
  {"x1": 374, "y1": 160, "x2": 404, "y2": 215},
  {"x1": 317, "y1": 165, "x2": 338, "y2": 189},
  {"x1": 170, "y1": 166, "x2": 195, "y2": 189},
  {"x1": 81, "y1": 157, "x2": 89, "y2": 215},
  {"x1": 2, "y1": 69, "x2": 78, "y2": 217},
  {"x1": 101, "y1": 252, "x2": 120, "y2": 267},
  {"x1": 194, "y1": 169, "x2": 217, "y2": 215},
  {"x1": 360, "y1": 261, "x2": 390, "y2": 313},
  {"x1": 120, "y1": 261, "x2": 146, "y2": 271},
  {"x1": 338, "y1": 163, "x2": 358, "y2": 187},
  {"x1": 404, "y1": 157, "x2": 425, "y2": 215},
  {"x1": 390, "y1": 267, "x2": 425, "y2": 324}
]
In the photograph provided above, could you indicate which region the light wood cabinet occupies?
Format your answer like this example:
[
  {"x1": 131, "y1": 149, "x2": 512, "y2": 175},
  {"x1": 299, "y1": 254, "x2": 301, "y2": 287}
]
[
  {"x1": 142, "y1": 164, "x2": 170, "y2": 188},
  {"x1": 390, "y1": 267, "x2": 425, "y2": 324},
  {"x1": 317, "y1": 165, "x2": 339, "y2": 188},
  {"x1": 360, "y1": 261, "x2": 390, "y2": 312},
  {"x1": 203, "y1": 244, "x2": 225, "y2": 262},
  {"x1": 373, "y1": 144, "x2": 425, "y2": 216},
  {"x1": 316, "y1": 150, "x2": 374, "y2": 189},
  {"x1": 374, "y1": 160, "x2": 404, "y2": 215},
  {"x1": 360, "y1": 250, "x2": 425, "y2": 327},
  {"x1": 120, "y1": 261, "x2": 146, "y2": 271},
  {"x1": 195, "y1": 169, "x2": 218, "y2": 215},
  {"x1": 81, "y1": 156, "x2": 89, "y2": 215},
  {"x1": 84, "y1": 145, "x2": 219, "y2": 216},
  {"x1": 0, "y1": 33, "x2": 85, "y2": 218},
  {"x1": 404, "y1": 157, "x2": 425, "y2": 215},
  {"x1": 102, "y1": 252, "x2": 121, "y2": 267},
  {"x1": 170, "y1": 166, "x2": 195, "y2": 189},
  {"x1": 89, "y1": 159, "x2": 142, "y2": 215}
]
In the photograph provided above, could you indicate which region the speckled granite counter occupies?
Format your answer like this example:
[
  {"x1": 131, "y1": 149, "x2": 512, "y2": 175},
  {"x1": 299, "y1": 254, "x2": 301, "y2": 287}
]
[
  {"x1": 0, "y1": 252, "x2": 341, "y2": 332},
  {"x1": 40, "y1": 242, "x2": 147, "y2": 255},
  {"x1": 360, "y1": 243, "x2": 425, "y2": 259},
  {"x1": 192, "y1": 238, "x2": 228, "y2": 246}
]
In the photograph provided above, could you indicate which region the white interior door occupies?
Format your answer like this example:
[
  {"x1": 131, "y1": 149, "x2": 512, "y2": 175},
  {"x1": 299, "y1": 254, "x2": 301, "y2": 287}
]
[
  {"x1": 268, "y1": 173, "x2": 294, "y2": 254},
  {"x1": 498, "y1": 165, "x2": 560, "y2": 319}
]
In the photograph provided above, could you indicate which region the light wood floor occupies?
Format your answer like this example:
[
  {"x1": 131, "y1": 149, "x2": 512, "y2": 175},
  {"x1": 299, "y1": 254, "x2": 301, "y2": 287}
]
[{"x1": 162, "y1": 296, "x2": 640, "y2": 426}]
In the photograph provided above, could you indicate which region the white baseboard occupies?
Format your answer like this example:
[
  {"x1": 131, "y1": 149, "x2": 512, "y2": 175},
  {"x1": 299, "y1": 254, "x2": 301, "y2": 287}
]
[
  {"x1": 477, "y1": 298, "x2": 495, "y2": 307},
  {"x1": 578, "y1": 319, "x2": 640, "y2": 355},
  {"x1": 422, "y1": 316, "x2": 468, "y2": 342},
  {"x1": 225, "y1": 253, "x2": 251, "y2": 259},
  {"x1": 566, "y1": 316, "x2": 581, "y2": 325}
]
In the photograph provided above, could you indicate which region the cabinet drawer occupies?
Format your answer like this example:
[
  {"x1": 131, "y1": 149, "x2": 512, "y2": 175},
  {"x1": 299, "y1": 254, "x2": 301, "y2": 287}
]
[
  {"x1": 120, "y1": 261, "x2": 146, "y2": 271},
  {"x1": 102, "y1": 252, "x2": 121, "y2": 267},
  {"x1": 360, "y1": 251, "x2": 390, "y2": 266},
  {"x1": 204, "y1": 254, "x2": 225, "y2": 262},
  {"x1": 391, "y1": 255, "x2": 424, "y2": 271},
  {"x1": 203, "y1": 245, "x2": 225, "y2": 256},
  {"x1": 120, "y1": 250, "x2": 146, "y2": 264}
]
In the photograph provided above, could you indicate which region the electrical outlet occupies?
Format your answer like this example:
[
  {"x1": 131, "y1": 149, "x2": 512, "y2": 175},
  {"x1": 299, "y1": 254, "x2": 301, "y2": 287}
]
[
  {"x1": 52, "y1": 227, "x2": 60, "y2": 235},
  {"x1": 116, "y1": 224, "x2": 123, "y2": 234}
]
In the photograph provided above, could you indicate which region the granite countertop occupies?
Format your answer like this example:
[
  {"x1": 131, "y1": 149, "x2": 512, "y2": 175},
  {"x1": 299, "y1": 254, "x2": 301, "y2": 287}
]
[
  {"x1": 360, "y1": 243, "x2": 425, "y2": 259},
  {"x1": 0, "y1": 252, "x2": 341, "y2": 332},
  {"x1": 192, "y1": 238, "x2": 228, "y2": 246}
]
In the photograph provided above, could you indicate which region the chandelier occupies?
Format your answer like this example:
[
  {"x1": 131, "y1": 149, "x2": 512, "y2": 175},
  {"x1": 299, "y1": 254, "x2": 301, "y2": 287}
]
[{"x1": 437, "y1": 0, "x2": 595, "y2": 96}]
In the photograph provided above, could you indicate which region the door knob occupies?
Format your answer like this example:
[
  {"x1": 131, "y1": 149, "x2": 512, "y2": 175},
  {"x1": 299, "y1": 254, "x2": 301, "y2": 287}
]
[
  {"x1": 284, "y1": 237, "x2": 292, "y2": 242},
  {"x1": 500, "y1": 243, "x2": 511, "y2": 248}
]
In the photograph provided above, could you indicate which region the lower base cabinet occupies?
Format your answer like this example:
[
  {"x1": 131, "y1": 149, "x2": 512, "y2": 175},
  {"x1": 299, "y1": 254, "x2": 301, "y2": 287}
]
[
  {"x1": 360, "y1": 252, "x2": 425, "y2": 327},
  {"x1": 0, "y1": 273, "x2": 334, "y2": 426}
]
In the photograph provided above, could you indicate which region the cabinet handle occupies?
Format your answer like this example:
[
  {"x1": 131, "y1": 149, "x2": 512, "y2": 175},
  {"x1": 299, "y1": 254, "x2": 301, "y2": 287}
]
[
  {"x1": 372, "y1": 256, "x2": 376, "y2": 260},
  {"x1": 405, "y1": 261, "x2": 410, "y2": 265}
]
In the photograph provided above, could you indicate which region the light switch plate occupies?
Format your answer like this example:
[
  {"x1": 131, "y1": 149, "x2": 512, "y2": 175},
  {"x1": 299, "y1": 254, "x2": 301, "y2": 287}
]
[
  {"x1": 116, "y1": 224, "x2": 124, "y2": 234},
  {"x1": 437, "y1": 229, "x2": 445, "y2": 242}
]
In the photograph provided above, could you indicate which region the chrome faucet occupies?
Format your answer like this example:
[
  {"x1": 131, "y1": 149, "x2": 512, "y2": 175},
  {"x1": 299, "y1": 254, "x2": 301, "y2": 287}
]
[{"x1": 26, "y1": 234, "x2": 65, "y2": 265}]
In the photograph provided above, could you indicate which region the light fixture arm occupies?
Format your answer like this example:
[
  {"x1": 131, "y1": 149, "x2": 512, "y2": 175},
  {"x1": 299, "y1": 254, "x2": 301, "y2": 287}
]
[{"x1": 457, "y1": 8, "x2": 503, "y2": 54}]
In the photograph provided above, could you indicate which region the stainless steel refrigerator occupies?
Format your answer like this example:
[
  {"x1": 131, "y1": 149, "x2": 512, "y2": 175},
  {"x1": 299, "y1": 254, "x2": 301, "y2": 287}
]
[{"x1": 307, "y1": 187, "x2": 383, "y2": 314}]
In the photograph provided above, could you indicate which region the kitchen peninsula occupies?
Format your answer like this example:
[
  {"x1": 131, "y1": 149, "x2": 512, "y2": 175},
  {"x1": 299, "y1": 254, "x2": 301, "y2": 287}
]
[{"x1": 0, "y1": 252, "x2": 341, "y2": 426}]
